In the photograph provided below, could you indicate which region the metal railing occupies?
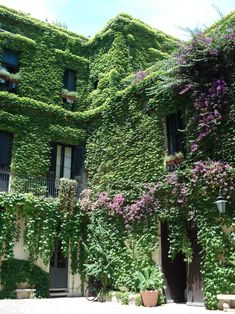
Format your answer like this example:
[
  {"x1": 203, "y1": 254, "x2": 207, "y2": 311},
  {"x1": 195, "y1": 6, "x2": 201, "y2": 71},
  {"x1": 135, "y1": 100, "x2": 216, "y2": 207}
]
[
  {"x1": 0, "y1": 171, "x2": 81, "y2": 198},
  {"x1": 0, "y1": 170, "x2": 10, "y2": 193}
]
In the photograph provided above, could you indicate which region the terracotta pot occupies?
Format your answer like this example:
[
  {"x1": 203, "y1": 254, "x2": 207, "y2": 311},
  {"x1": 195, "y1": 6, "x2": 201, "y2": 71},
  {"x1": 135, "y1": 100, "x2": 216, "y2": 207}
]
[
  {"x1": 141, "y1": 290, "x2": 159, "y2": 307},
  {"x1": 165, "y1": 160, "x2": 174, "y2": 166}
]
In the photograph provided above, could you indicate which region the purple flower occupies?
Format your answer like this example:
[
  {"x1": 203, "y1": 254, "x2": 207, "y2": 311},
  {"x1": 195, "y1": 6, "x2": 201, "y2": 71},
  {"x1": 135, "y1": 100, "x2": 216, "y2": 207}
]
[
  {"x1": 190, "y1": 143, "x2": 199, "y2": 152},
  {"x1": 133, "y1": 70, "x2": 147, "y2": 83},
  {"x1": 108, "y1": 193, "x2": 125, "y2": 215}
]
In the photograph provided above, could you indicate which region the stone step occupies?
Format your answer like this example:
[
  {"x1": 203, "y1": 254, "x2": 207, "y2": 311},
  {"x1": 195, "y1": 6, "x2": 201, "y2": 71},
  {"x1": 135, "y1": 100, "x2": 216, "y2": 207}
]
[
  {"x1": 50, "y1": 292, "x2": 69, "y2": 297},
  {"x1": 49, "y1": 288, "x2": 68, "y2": 298}
]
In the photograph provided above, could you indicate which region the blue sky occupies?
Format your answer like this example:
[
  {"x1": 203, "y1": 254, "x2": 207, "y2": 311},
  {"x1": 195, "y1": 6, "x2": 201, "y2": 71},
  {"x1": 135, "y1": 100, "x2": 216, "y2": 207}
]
[{"x1": 0, "y1": 0, "x2": 234, "y2": 39}]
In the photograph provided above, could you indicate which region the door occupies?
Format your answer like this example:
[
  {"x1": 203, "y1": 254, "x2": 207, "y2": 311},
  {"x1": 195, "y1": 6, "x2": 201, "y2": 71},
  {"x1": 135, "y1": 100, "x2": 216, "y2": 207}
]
[
  {"x1": 50, "y1": 237, "x2": 68, "y2": 289},
  {"x1": 161, "y1": 222, "x2": 187, "y2": 302},
  {"x1": 187, "y1": 226, "x2": 204, "y2": 305}
]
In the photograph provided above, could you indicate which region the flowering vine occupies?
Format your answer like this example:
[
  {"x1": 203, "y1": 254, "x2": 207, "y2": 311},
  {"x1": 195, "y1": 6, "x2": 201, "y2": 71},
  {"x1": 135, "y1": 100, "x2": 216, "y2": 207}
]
[
  {"x1": 81, "y1": 160, "x2": 234, "y2": 221},
  {"x1": 176, "y1": 29, "x2": 234, "y2": 155}
]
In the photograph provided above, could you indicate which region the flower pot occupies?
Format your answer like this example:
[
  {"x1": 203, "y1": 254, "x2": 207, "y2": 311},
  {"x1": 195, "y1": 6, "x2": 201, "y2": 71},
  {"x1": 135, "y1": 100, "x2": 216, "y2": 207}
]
[
  {"x1": 176, "y1": 157, "x2": 184, "y2": 164},
  {"x1": 141, "y1": 290, "x2": 159, "y2": 307},
  {"x1": 165, "y1": 160, "x2": 174, "y2": 166}
]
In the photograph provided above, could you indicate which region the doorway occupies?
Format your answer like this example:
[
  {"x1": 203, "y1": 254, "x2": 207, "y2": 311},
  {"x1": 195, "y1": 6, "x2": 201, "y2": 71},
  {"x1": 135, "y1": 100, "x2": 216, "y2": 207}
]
[
  {"x1": 161, "y1": 222, "x2": 204, "y2": 304},
  {"x1": 50, "y1": 237, "x2": 68, "y2": 289},
  {"x1": 186, "y1": 226, "x2": 204, "y2": 305},
  {"x1": 161, "y1": 222, "x2": 187, "y2": 302}
]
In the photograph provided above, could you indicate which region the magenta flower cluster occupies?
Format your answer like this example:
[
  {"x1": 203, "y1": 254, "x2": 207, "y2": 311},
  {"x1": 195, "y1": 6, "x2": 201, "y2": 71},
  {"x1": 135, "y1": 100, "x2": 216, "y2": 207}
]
[
  {"x1": 190, "y1": 79, "x2": 228, "y2": 151},
  {"x1": 166, "y1": 172, "x2": 190, "y2": 206},
  {"x1": 80, "y1": 162, "x2": 234, "y2": 220},
  {"x1": 133, "y1": 70, "x2": 147, "y2": 83},
  {"x1": 80, "y1": 186, "x2": 160, "y2": 223},
  {"x1": 176, "y1": 30, "x2": 233, "y2": 153},
  {"x1": 191, "y1": 161, "x2": 234, "y2": 200}
]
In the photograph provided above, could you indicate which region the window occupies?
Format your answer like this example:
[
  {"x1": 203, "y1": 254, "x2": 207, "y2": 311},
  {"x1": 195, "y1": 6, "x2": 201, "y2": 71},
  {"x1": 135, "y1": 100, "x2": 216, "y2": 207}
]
[
  {"x1": 93, "y1": 79, "x2": 99, "y2": 90},
  {"x1": 166, "y1": 112, "x2": 184, "y2": 155},
  {"x1": 3, "y1": 49, "x2": 19, "y2": 73},
  {"x1": 0, "y1": 131, "x2": 13, "y2": 171},
  {"x1": 63, "y1": 69, "x2": 76, "y2": 91},
  {"x1": 49, "y1": 143, "x2": 85, "y2": 181},
  {"x1": 0, "y1": 49, "x2": 20, "y2": 93}
]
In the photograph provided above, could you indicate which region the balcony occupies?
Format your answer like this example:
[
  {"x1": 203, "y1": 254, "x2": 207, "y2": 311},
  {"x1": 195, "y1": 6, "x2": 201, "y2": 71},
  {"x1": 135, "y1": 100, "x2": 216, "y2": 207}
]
[{"x1": 0, "y1": 170, "x2": 82, "y2": 198}]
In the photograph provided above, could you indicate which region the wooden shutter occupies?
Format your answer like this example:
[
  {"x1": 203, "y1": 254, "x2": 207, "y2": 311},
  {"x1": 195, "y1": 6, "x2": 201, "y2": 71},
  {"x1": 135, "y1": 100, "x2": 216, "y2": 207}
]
[{"x1": 48, "y1": 143, "x2": 57, "y2": 178}]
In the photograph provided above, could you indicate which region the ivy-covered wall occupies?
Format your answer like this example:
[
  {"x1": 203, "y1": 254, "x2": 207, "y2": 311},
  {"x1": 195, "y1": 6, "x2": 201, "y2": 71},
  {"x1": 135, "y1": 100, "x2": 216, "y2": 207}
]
[
  {"x1": 0, "y1": 4, "x2": 234, "y2": 308},
  {"x1": 84, "y1": 10, "x2": 235, "y2": 310},
  {"x1": 0, "y1": 5, "x2": 176, "y2": 179}
]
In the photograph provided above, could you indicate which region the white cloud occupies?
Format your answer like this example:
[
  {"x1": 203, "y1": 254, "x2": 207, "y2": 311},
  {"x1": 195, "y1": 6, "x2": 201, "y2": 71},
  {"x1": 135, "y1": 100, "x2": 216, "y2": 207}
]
[
  {"x1": 0, "y1": 0, "x2": 64, "y2": 22},
  {"x1": 114, "y1": 0, "x2": 228, "y2": 39},
  {"x1": 0, "y1": 0, "x2": 233, "y2": 39},
  {"x1": 144, "y1": 0, "x2": 220, "y2": 39}
]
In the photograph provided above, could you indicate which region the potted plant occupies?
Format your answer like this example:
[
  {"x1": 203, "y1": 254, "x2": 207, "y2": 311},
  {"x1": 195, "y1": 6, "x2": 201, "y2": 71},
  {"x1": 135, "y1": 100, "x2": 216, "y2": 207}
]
[
  {"x1": 135, "y1": 265, "x2": 164, "y2": 307},
  {"x1": 164, "y1": 154, "x2": 175, "y2": 166},
  {"x1": 61, "y1": 88, "x2": 78, "y2": 103},
  {"x1": 175, "y1": 151, "x2": 184, "y2": 164},
  {"x1": 0, "y1": 68, "x2": 19, "y2": 84}
]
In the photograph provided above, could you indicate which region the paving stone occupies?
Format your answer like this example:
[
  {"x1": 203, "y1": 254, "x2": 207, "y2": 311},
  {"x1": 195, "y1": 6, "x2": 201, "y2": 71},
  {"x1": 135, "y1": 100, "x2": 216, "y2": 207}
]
[{"x1": 0, "y1": 298, "x2": 221, "y2": 314}]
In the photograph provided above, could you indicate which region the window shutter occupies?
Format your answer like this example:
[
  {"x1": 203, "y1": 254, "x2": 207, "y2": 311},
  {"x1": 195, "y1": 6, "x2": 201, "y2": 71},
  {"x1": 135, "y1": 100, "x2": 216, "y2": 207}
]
[{"x1": 48, "y1": 143, "x2": 57, "y2": 178}]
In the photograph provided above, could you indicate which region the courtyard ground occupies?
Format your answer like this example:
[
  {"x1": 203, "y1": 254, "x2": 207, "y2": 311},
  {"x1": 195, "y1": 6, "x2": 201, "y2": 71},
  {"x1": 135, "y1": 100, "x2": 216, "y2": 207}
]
[{"x1": 0, "y1": 297, "x2": 222, "y2": 314}]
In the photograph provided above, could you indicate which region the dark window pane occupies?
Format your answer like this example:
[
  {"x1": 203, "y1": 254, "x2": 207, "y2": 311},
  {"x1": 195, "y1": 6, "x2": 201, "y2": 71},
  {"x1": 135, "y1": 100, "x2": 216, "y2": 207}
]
[
  {"x1": 93, "y1": 80, "x2": 99, "y2": 90},
  {"x1": 3, "y1": 49, "x2": 19, "y2": 73},
  {"x1": 166, "y1": 113, "x2": 184, "y2": 154},
  {"x1": 63, "y1": 69, "x2": 76, "y2": 91},
  {"x1": 3, "y1": 49, "x2": 19, "y2": 66},
  {"x1": 0, "y1": 131, "x2": 13, "y2": 170},
  {"x1": 71, "y1": 145, "x2": 85, "y2": 180}
]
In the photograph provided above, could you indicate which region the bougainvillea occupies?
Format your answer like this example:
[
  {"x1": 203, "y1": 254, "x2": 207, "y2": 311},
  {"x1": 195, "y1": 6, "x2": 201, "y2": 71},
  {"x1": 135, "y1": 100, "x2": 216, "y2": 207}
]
[
  {"x1": 175, "y1": 30, "x2": 234, "y2": 156},
  {"x1": 82, "y1": 160, "x2": 235, "y2": 307},
  {"x1": 81, "y1": 185, "x2": 160, "y2": 223}
]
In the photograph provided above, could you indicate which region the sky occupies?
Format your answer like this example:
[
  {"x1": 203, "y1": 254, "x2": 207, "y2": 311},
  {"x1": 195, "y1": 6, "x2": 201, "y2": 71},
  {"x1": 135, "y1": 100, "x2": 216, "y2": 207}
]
[{"x1": 0, "y1": 0, "x2": 234, "y2": 39}]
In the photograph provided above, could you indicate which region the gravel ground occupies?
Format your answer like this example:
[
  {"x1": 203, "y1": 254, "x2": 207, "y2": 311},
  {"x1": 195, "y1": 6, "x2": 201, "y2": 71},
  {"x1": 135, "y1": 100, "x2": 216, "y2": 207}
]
[{"x1": 0, "y1": 297, "x2": 223, "y2": 314}]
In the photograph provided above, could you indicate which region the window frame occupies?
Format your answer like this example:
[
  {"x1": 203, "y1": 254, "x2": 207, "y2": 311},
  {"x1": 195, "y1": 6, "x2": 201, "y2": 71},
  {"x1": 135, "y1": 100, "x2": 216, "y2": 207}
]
[
  {"x1": 2, "y1": 48, "x2": 20, "y2": 74},
  {"x1": 63, "y1": 69, "x2": 77, "y2": 92},
  {"x1": 164, "y1": 112, "x2": 185, "y2": 155}
]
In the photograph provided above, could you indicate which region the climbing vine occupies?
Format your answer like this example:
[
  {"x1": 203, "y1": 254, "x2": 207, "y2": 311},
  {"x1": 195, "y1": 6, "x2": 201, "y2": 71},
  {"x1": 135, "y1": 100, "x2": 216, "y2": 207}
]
[{"x1": 0, "y1": 4, "x2": 234, "y2": 309}]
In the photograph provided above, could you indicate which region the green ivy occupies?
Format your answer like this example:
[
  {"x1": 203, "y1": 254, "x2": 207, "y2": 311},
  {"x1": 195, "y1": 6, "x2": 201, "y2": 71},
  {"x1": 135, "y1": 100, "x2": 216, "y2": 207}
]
[{"x1": 0, "y1": 259, "x2": 49, "y2": 299}]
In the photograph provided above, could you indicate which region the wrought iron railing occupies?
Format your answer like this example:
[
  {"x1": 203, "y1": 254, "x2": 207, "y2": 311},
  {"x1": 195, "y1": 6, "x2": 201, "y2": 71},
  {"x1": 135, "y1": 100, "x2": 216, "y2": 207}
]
[
  {"x1": 0, "y1": 170, "x2": 10, "y2": 193},
  {"x1": 0, "y1": 171, "x2": 81, "y2": 198}
]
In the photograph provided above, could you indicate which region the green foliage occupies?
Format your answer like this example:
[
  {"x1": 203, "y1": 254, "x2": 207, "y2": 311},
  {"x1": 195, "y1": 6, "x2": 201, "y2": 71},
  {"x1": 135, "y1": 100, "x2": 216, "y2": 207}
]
[
  {"x1": 197, "y1": 211, "x2": 235, "y2": 309},
  {"x1": 84, "y1": 204, "x2": 160, "y2": 292},
  {"x1": 84, "y1": 209, "x2": 126, "y2": 289},
  {"x1": 115, "y1": 291, "x2": 129, "y2": 304},
  {"x1": 0, "y1": 181, "x2": 84, "y2": 273},
  {"x1": 134, "y1": 265, "x2": 164, "y2": 291},
  {"x1": 0, "y1": 193, "x2": 20, "y2": 258},
  {"x1": 135, "y1": 293, "x2": 142, "y2": 306},
  {"x1": 58, "y1": 178, "x2": 83, "y2": 274},
  {"x1": 0, "y1": 259, "x2": 49, "y2": 298},
  {"x1": 0, "y1": 4, "x2": 234, "y2": 308},
  {"x1": 23, "y1": 196, "x2": 58, "y2": 264}
]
